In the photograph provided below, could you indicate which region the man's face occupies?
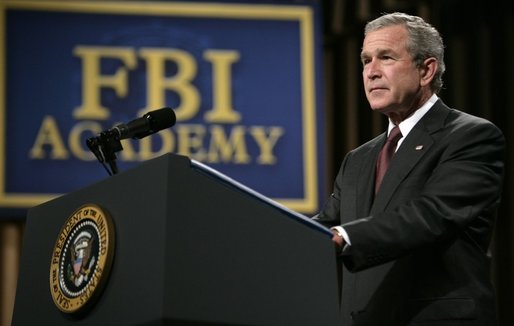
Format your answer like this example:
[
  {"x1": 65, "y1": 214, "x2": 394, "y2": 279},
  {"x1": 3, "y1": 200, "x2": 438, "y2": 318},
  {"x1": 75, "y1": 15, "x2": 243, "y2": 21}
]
[{"x1": 361, "y1": 25, "x2": 425, "y2": 119}]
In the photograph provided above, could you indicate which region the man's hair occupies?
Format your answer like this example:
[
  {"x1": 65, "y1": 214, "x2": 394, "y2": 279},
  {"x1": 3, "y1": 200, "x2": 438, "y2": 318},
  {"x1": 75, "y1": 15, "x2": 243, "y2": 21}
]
[{"x1": 365, "y1": 12, "x2": 446, "y2": 94}]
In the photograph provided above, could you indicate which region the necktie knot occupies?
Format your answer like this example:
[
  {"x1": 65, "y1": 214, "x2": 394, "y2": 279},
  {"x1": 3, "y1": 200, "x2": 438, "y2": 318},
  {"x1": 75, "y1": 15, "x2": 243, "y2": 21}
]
[
  {"x1": 375, "y1": 126, "x2": 402, "y2": 194},
  {"x1": 387, "y1": 125, "x2": 402, "y2": 144}
]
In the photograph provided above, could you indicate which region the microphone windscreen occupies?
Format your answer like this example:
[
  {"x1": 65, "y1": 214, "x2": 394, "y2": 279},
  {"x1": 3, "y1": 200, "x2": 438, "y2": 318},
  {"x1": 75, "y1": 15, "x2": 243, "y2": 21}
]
[{"x1": 148, "y1": 107, "x2": 176, "y2": 130}]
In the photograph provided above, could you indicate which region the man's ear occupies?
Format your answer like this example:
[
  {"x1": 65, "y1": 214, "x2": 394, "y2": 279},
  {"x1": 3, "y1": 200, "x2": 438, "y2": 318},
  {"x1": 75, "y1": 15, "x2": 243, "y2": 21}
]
[{"x1": 420, "y1": 57, "x2": 437, "y2": 87}]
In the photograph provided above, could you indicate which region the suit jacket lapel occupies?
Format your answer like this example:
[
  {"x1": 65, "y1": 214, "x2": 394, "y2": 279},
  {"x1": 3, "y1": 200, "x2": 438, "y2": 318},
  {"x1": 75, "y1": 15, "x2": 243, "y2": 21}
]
[
  {"x1": 371, "y1": 100, "x2": 450, "y2": 213},
  {"x1": 357, "y1": 137, "x2": 385, "y2": 217}
]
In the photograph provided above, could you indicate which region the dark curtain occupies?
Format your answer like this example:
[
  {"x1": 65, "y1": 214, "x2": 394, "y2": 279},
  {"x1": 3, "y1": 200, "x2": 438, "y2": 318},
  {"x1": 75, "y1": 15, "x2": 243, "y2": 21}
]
[{"x1": 322, "y1": 0, "x2": 514, "y2": 325}]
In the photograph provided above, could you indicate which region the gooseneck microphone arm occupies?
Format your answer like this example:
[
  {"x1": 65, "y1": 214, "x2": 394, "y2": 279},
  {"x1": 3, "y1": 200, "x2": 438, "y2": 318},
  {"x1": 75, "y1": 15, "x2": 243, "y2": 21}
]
[{"x1": 86, "y1": 107, "x2": 176, "y2": 176}]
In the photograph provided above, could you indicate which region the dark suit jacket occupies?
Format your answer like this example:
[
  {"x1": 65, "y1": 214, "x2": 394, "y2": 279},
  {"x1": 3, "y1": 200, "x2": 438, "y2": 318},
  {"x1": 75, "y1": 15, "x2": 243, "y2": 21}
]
[{"x1": 315, "y1": 100, "x2": 505, "y2": 325}]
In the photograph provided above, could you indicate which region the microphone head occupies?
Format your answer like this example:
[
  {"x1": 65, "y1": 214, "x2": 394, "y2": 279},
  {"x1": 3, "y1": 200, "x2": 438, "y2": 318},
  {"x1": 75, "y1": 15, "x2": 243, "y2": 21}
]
[
  {"x1": 131, "y1": 107, "x2": 176, "y2": 139},
  {"x1": 147, "y1": 107, "x2": 176, "y2": 131}
]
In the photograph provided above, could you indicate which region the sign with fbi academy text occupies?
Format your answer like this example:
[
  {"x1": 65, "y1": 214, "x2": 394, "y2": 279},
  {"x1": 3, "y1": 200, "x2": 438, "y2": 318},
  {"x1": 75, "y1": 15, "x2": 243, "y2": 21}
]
[{"x1": 0, "y1": 0, "x2": 325, "y2": 214}]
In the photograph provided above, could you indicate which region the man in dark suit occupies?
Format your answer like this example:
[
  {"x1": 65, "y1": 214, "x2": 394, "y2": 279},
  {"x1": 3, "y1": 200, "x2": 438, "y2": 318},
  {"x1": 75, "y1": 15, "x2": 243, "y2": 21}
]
[{"x1": 314, "y1": 12, "x2": 505, "y2": 325}]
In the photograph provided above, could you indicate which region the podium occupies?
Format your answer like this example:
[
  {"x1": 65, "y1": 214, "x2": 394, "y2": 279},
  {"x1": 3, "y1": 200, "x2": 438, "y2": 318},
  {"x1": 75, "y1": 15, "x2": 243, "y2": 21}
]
[{"x1": 12, "y1": 153, "x2": 341, "y2": 325}]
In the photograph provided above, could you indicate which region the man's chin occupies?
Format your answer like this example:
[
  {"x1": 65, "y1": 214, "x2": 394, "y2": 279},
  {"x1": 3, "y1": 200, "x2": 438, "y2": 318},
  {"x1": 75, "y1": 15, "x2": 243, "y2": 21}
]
[{"x1": 369, "y1": 104, "x2": 389, "y2": 113}]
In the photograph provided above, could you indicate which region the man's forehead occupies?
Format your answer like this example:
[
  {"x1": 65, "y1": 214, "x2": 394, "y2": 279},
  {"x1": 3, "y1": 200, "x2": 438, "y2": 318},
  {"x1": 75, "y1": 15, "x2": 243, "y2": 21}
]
[{"x1": 362, "y1": 27, "x2": 408, "y2": 54}]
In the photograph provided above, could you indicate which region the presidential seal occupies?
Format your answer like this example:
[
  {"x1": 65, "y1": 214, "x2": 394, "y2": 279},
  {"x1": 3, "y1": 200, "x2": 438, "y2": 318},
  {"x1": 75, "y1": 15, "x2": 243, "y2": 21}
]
[{"x1": 49, "y1": 204, "x2": 115, "y2": 314}]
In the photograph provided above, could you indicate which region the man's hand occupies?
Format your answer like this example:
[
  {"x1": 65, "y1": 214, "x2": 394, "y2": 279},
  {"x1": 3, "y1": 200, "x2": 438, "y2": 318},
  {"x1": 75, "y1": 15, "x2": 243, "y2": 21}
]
[{"x1": 331, "y1": 229, "x2": 345, "y2": 248}]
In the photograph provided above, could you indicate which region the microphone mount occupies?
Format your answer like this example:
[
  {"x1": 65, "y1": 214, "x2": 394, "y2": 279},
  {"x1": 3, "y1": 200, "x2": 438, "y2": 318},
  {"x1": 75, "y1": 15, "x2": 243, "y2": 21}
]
[{"x1": 86, "y1": 129, "x2": 124, "y2": 176}]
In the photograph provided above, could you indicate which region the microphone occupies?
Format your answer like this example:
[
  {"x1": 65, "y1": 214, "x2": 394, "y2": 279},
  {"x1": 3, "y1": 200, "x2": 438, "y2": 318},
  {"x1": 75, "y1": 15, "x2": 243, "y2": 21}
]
[
  {"x1": 107, "y1": 107, "x2": 176, "y2": 140},
  {"x1": 87, "y1": 107, "x2": 176, "y2": 175}
]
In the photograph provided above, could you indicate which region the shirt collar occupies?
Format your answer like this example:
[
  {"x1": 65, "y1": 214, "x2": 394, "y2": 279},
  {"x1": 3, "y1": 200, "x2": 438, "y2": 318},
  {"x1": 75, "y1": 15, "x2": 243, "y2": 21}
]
[{"x1": 388, "y1": 93, "x2": 439, "y2": 138}]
